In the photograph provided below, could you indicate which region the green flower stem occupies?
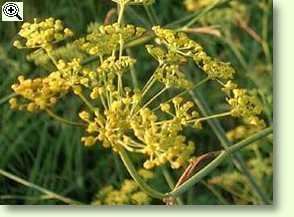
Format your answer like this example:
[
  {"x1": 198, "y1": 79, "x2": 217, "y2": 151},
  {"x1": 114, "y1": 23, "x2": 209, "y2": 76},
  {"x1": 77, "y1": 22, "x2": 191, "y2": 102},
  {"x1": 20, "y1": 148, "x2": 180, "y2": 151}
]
[
  {"x1": 117, "y1": 3, "x2": 125, "y2": 26},
  {"x1": 118, "y1": 2, "x2": 125, "y2": 70},
  {"x1": 227, "y1": 126, "x2": 273, "y2": 153},
  {"x1": 126, "y1": 49, "x2": 139, "y2": 88},
  {"x1": 161, "y1": 166, "x2": 175, "y2": 189},
  {"x1": 0, "y1": 168, "x2": 83, "y2": 205},
  {"x1": 189, "y1": 90, "x2": 271, "y2": 204},
  {"x1": 141, "y1": 86, "x2": 167, "y2": 110},
  {"x1": 166, "y1": 11, "x2": 202, "y2": 29},
  {"x1": 179, "y1": 0, "x2": 231, "y2": 31},
  {"x1": 168, "y1": 126, "x2": 273, "y2": 197},
  {"x1": 142, "y1": 74, "x2": 155, "y2": 96},
  {"x1": 80, "y1": 34, "x2": 154, "y2": 67},
  {"x1": 161, "y1": 166, "x2": 184, "y2": 205},
  {"x1": 124, "y1": 34, "x2": 155, "y2": 49},
  {"x1": 152, "y1": 77, "x2": 209, "y2": 112},
  {"x1": 77, "y1": 93, "x2": 97, "y2": 113},
  {"x1": 118, "y1": 149, "x2": 165, "y2": 199},
  {"x1": 0, "y1": 93, "x2": 17, "y2": 105},
  {"x1": 46, "y1": 109, "x2": 84, "y2": 127},
  {"x1": 188, "y1": 111, "x2": 231, "y2": 124}
]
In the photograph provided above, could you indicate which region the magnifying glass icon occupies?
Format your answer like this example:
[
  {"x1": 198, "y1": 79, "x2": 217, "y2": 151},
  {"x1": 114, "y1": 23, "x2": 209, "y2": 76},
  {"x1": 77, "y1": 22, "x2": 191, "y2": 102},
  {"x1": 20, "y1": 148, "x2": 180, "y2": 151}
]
[{"x1": 3, "y1": 2, "x2": 22, "y2": 20}]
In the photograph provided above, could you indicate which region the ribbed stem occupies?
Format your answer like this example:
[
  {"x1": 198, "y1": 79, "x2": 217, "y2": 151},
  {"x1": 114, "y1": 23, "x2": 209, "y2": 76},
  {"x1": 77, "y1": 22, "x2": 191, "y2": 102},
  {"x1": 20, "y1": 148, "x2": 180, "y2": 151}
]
[
  {"x1": 168, "y1": 127, "x2": 273, "y2": 197},
  {"x1": 118, "y1": 149, "x2": 165, "y2": 199}
]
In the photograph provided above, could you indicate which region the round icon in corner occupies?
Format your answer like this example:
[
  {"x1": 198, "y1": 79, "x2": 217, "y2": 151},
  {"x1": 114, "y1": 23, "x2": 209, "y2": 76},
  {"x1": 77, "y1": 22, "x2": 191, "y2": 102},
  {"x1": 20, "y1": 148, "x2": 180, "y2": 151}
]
[{"x1": 2, "y1": 2, "x2": 22, "y2": 21}]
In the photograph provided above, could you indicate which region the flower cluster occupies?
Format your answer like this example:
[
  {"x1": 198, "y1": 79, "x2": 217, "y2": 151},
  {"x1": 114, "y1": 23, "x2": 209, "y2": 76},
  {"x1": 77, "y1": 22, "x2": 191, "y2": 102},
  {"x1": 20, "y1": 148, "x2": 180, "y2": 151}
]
[
  {"x1": 160, "y1": 96, "x2": 201, "y2": 128},
  {"x1": 97, "y1": 56, "x2": 136, "y2": 80},
  {"x1": 9, "y1": 58, "x2": 96, "y2": 112},
  {"x1": 10, "y1": 75, "x2": 68, "y2": 112},
  {"x1": 130, "y1": 107, "x2": 196, "y2": 169},
  {"x1": 92, "y1": 169, "x2": 153, "y2": 205},
  {"x1": 146, "y1": 45, "x2": 192, "y2": 89},
  {"x1": 151, "y1": 26, "x2": 235, "y2": 80},
  {"x1": 79, "y1": 95, "x2": 196, "y2": 169},
  {"x1": 219, "y1": 80, "x2": 265, "y2": 128},
  {"x1": 227, "y1": 88, "x2": 262, "y2": 118},
  {"x1": 79, "y1": 97, "x2": 133, "y2": 150},
  {"x1": 13, "y1": 18, "x2": 73, "y2": 52},
  {"x1": 55, "y1": 58, "x2": 97, "y2": 89},
  {"x1": 92, "y1": 180, "x2": 151, "y2": 205},
  {"x1": 74, "y1": 23, "x2": 145, "y2": 56}
]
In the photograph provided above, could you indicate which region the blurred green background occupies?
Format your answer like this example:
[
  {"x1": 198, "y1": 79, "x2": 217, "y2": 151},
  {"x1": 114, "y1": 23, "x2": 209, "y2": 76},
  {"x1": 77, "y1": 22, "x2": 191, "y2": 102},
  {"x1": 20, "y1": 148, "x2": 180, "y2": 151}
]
[{"x1": 0, "y1": 0, "x2": 273, "y2": 205}]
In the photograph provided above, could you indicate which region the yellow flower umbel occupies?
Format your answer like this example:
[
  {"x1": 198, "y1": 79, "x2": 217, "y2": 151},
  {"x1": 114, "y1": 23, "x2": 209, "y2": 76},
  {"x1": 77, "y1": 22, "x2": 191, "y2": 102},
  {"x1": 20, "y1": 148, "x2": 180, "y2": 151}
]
[
  {"x1": 74, "y1": 23, "x2": 145, "y2": 56},
  {"x1": 10, "y1": 58, "x2": 96, "y2": 112},
  {"x1": 151, "y1": 26, "x2": 235, "y2": 80},
  {"x1": 130, "y1": 106, "x2": 196, "y2": 169},
  {"x1": 10, "y1": 75, "x2": 68, "y2": 112},
  {"x1": 227, "y1": 88, "x2": 262, "y2": 118},
  {"x1": 13, "y1": 18, "x2": 73, "y2": 52}
]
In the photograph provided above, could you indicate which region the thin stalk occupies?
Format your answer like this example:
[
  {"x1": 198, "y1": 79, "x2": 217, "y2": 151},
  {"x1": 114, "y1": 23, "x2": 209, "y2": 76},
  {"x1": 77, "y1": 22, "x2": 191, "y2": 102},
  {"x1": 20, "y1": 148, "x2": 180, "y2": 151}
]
[
  {"x1": 188, "y1": 111, "x2": 231, "y2": 124},
  {"x1": 0, "y1": 93, "x2": 17, "y2": 105},
  {"x1": 166, "y1": 11, "x2": 199, "y2": 28},
  {"x1": 99, "y1": 94, "x2": 108, "y2": 110},
  {"x1": 46, "y1": 109, "x2": 84, "y2": 127},
  {"x1": 161, "y1": 166, "x2": 184, "y2": 205},
  {"x1": 0, "y1": 169, "x2": 83, "y2": 205},
  {"x1": 152, "y1": 77, "x2": 209, "y2": 112},
  {"x1": 126, "y1": 49, "x2": 139, "y2": 88},
  {"x1": 118, "y1": 149, "x2": 165, "y2": 199},
  {"x1": 141, "y1": 86, "x2": 167, "y2": 110},
  {"x1": 227, "y1": 127, "x2": 272, "y2": 153},
  {"x1": 189, "y1": 90, "x2": 270, "y2": 204},
  {"x1": 118, "y1": 3, "x2": 125, "y2": 60},
  {"x1": 124, "y1": 34, "x2": 155, "y2": 49},
  {"x1": 168, "y1": 127, "x2": 273, "y2": 197},
  {"x1": 80, "y1": 34, "x2": 154, "y2": 67},
  {"x1": 142, "y1": 74, "x2": 155, "y2": 95},
  {"x1": 179, "y1": 0, "x2": 231, "y2": 31},
  {"x1": 117, "y1": 3, "x2": 125, "y2": 26},
  {"x1": 78, "y1": 93, "x2": 97, "y2": 112}
]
